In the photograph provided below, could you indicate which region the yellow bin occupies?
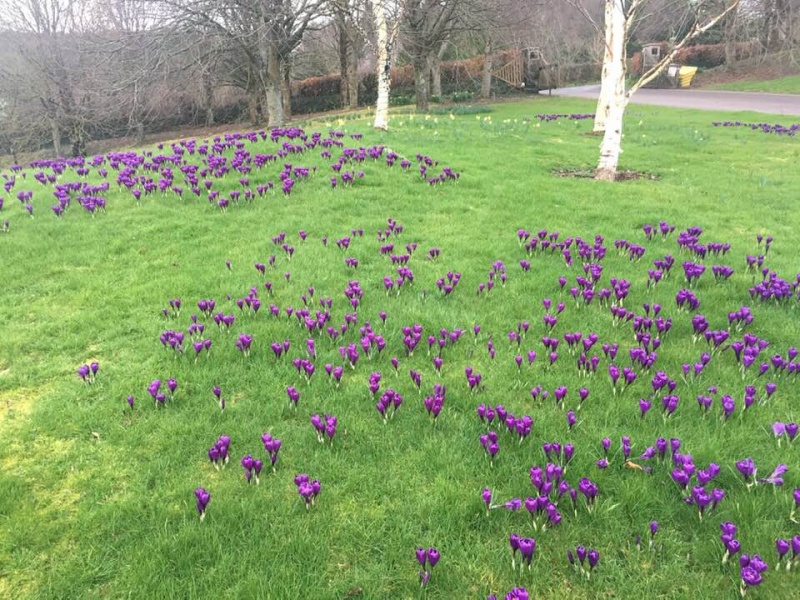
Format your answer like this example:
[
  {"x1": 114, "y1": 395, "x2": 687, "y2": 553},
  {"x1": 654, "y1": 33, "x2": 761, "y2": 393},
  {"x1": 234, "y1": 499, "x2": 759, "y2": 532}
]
[{"x1": 678, "y1": 66, "x2": 698, "y2": 88}]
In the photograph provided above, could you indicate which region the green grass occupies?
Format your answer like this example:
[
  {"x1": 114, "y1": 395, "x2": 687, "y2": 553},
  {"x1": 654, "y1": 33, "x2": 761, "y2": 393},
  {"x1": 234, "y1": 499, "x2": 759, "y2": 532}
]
[
  {"x1": 704, "y1": 74, "x2": 800, "y2": 94},
  {"x1": 1, "y1": 98, "x2": 800, "y2": 599}
]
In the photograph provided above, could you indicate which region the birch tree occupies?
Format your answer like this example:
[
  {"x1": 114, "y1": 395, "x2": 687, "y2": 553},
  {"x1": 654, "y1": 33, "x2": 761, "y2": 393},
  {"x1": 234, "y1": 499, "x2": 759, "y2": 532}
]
[
  {"x1": 593, "y1": 0, "x2": 741, "y2": 181},
  {"x1": 370, "y1": 0, "x2": 402, "y2": 129}
]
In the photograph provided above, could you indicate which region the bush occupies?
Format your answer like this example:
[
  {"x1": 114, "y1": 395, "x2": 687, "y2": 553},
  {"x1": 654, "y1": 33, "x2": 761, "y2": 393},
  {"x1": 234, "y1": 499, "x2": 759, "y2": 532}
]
[
  {"x1": 390, "y1": 95, "x2": 415, "y2": 107},
  {"x1": 451, "y1": 90, "x2": 474, "y2": 103}
]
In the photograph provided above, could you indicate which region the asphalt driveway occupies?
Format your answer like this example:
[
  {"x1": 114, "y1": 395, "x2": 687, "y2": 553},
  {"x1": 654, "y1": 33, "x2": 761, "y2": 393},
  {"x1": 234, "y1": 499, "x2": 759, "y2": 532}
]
[{"x1": 556, "y1": 85, "x2": 800, "y2": 117}]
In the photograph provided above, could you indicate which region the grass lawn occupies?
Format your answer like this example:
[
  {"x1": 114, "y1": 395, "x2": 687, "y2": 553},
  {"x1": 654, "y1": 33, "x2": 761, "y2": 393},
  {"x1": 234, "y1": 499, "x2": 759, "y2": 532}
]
[
  {"x1": 704, "y1": 74, "x2": 800, "y2": 94},
  {"x1": 1, "y1": 97, "x2": 800, "y2": 599}
]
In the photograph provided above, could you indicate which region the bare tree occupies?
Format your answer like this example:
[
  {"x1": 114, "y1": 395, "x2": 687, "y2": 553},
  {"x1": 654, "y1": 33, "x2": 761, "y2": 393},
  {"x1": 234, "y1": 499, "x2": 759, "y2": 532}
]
[
  {"x1": 401, "y1": 0, "x2": 460, "y2": 110},
  {"x1": 369, "y1": 0, "x2": 402, "y2": 128},
  {"x1": 158, "y1": 0, "x2": 326, "y2": 127},
  {"x1": 0, "y1": 0, "x2": 92, "y2": 156},
  {"x1": 332, "y1": 0, "x2": 368, "y2": 109},
  {"x1": 592, "y1": 0, "x2": 741, "y2": 181}
]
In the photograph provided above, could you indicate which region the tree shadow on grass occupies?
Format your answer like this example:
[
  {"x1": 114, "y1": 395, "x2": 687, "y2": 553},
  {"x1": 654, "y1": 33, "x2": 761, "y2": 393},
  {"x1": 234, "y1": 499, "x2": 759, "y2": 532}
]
[{"x1": 551, "y1": 167, "x2": 660, "y2": 181}]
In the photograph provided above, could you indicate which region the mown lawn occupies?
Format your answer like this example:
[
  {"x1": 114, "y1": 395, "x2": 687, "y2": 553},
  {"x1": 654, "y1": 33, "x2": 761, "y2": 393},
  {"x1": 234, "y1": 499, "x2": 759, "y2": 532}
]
[
  {"x1": 1, "y1": 97, "x2": 799, "y2": 599},
  {"x1": 704, "y1": 74, "x2": 800, "y2": 94}
]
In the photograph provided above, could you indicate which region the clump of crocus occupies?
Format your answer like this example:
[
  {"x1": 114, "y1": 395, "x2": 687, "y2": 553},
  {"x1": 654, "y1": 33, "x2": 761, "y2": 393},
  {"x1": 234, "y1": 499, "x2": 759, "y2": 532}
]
[
  {"x1": 147, "y1": 379, "x2": 166, "y2": 406},
  {"x1": 578, "y1": 477, "x2": 599, "y2": 513},
  {"x1": 212, "y1": 385, "x2": 225, "y2": 411},
  {"x1": 415, "y1": 547, "x2": 439, "y2": 587},
  {"x1": 480, "y1": 431, "x2": 500, "y2": 466},
  {"x1": 207, "y1": 435, "x2": 231, "y2": 469},
  {"x1": 720, "y1": 521, "x2": 741, "y2": 565},
  {"x1": 241, "y1": 454, "x2": 263, "y2": 484},
  {"x1": 739, "y1": 553, "x2": 768, "y2": 596},
  {"x1": 164, "y1": 298, "x2": 182, "y2": 318},
  {"x1": 376, "y1": 389, "x2": 403, "y2": 423},
  {"x1": 567, "y1": 545, "x2": 600, "y2": 579},
  {"x1": 311, "y1": 413, "x2": 337, "y2": 444},
  {"x1": 294, "y1": 473, "x2": 321, "y2": 509},
  {"x1": 509, "y1": 533, "x2": 536, "y2": 570},
  {"x1": 77, "y1": 362, "x2": 99, "y2": 384},
  {"x1": 261, "y1": 433, "x2": 281, "y2": 471},
  {"x1": 773, "y1": 422, "x2": 798, "y2": 447},
  {"x1": 465, "y1": 366, "x2": 483, "y2": 392},
  {"x1": 435, "y1": 271, "x2": 461, "y2": 296},
  {"x1": 607, "y1": 363, "x2": 637, "y2": 395},
  {"x1": 487, "y1": 588, "x2": 529, "y2": 600},
  {"x1": 423, "y1": 390, "x2": 444, "y2": 423},
  {"x1": 235, "y1": 333, "x2": 253, "y2": 356},
  {"x1": 286, "y1": 385, "x2": 300, "y2": 408},
  {"x1": 195, "y1": 487, "x2": 211, "y2": 520}
]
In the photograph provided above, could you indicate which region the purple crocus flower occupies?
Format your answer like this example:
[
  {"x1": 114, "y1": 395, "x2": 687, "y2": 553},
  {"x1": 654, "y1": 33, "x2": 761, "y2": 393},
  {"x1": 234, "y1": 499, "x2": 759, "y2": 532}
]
[
  {"x1": 587, "y1": 549, "x2": 599, "y2": 570},
  {"x1": 427, "y1": 548, "x2": 440, "y2": 568},
  {"x1": 566, "y1": 410, "x2": 577, "y2": 429},
  {"x1": 194, "y1": 487, "x2": 211, "y2": 520},
  {"x1": 758, "y1": 463, "x2": 787, "y2": 486},
  {"x1": 517, "y1": 537, "x2": 536, "y2": 569},
  {"x1": 482, "y1": 487, "x2": 493, "y2": 512},
  {"x1": 286, "y1": 386, "x2": 300, "y2": 407},
  {"x1": 416, "y1": 547, "x2": 427, "y2": 568},
  {"x1": 736, "y1": 457, "x2": 757, "y2": 484},
  {"x1": 639, "y1": 398, "x2": 651, "y2": 418},
  {"x1": 776, "y1": 538, "x2": 790, "y2": 562}
]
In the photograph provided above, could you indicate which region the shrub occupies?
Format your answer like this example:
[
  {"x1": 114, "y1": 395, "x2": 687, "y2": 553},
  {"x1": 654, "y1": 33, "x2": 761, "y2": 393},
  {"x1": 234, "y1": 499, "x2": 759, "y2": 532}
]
[{"x1": 451, "y1": 90, "x2": 475, "y2": 103}]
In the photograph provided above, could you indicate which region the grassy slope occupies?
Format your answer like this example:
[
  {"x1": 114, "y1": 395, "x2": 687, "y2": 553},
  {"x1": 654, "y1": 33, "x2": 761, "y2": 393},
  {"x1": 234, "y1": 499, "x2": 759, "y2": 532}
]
[
  {"x1": 703, "y1": 74, "x2": 800, "y2": 94},
  {"x1": 1, "y1": 98, "x2": 799, "y2": 599}
]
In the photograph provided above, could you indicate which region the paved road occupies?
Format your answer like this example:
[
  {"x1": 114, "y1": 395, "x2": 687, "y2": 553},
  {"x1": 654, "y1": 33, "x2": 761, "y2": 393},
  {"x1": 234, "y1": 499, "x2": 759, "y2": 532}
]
[{"x1": 556, "y1": 84, "x2": 800, "y2": 117}]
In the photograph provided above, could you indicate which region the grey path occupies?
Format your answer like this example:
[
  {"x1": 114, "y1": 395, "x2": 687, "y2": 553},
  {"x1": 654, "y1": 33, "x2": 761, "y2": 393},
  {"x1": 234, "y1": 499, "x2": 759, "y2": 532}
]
[{"x1": 556, "y1": 84, "x2": 800, "y2": 117}]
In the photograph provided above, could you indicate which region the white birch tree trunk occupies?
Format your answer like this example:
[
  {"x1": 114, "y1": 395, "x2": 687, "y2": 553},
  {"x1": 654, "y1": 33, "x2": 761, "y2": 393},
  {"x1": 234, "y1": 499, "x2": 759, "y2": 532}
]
[
  {"x1": 593, "y1": 0, "x2": 616, "y2": 133},
  {"x1": 595, "y1": 0, "x2": 626, "y2": 181},
  {"x1": 589, "y1": 0, "x2": 740, "y2": 181},
  {"x1": 371, "y1": 0, "x2": 391, "y2": 130}
]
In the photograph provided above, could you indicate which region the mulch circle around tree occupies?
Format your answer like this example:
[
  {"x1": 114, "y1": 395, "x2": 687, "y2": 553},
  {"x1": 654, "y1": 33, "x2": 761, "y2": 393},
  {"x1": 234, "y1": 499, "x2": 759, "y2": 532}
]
[{"x1": 552, "y1": 167, "x2": 660, "y2": 181}]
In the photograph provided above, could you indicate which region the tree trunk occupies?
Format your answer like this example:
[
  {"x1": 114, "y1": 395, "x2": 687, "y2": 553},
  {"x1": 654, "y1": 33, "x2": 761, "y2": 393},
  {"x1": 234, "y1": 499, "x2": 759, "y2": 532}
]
[
  {"x1": 413, "y1": 54, "x2": 429, "y2": 111},
  {"x1": 481, "y1": 39, "x2": 493, "y2": 99},
  {"x1": 266, "y1": 50, "x2": 284, "y2": 127},
  {"x1": 429, "y1": 53, "x2": 442, "y2": 99},
  {"x1": 134, "y1": 121, "x2": 144, "y2": 144},
  {"x1": 337, "y1": 15, "x2": 351, "y2": 110},
  {"x1": 429, "y1": 40, "x2": 448, "y2": 99},
  {"x1": 50, "y1": 119, "x2": 62, "y2": 157},
  {"x1": 347, "y1": 55, "x2": 358, "y2": 109},
  {"x1": 202, "y1": 72, "x2": 215, "y2": 127},
  {"x1": 247, "y1": 87, "x2": 259, "y2": 125},
  {"x1": 595, "y1": 0, "x2": 626, "y2": 181},
  {"x1": 723, "y1": 8, "x2": 739, "y2": 65},
  {"x1": 281, "y1": 60, "x2": 292, "y2": 121},
  {"x1": 371, "y1": 0, "x2": 391, "y2": 130},
  {"x1": 594, "y1": 0, "x2": 616, "y2": 133}
]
